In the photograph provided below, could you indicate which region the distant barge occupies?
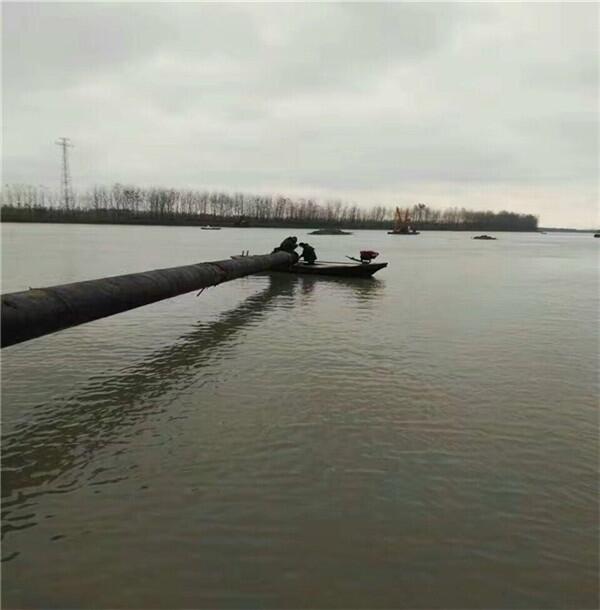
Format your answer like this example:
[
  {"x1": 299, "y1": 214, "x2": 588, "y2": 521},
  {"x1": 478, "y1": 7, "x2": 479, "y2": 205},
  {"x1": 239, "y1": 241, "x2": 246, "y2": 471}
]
[
  {"x1": 308, "y1": 229, "x2": 352, "y2": 235},
  {"x1": 388, "y1": 207, "x2": 420, "y2": 235}
]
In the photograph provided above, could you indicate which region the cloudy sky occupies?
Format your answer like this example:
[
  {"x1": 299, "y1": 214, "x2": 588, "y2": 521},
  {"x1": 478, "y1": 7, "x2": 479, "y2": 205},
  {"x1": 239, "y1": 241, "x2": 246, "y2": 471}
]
[{"x1": 3, "y1": 2, "x2": 598, "y2": 227}]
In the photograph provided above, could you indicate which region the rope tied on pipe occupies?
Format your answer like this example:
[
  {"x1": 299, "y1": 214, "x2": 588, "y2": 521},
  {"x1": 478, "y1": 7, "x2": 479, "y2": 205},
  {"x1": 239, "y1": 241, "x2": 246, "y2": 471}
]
[{"x1": 209, "y1": 262, "x2": 231, "y2": 285}]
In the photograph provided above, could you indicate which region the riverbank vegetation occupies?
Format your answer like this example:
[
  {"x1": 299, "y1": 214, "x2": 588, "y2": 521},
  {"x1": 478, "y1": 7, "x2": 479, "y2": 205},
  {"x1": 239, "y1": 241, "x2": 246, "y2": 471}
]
[{"x1": 1, "y1": 184, "x2": 538, "y2": 231}]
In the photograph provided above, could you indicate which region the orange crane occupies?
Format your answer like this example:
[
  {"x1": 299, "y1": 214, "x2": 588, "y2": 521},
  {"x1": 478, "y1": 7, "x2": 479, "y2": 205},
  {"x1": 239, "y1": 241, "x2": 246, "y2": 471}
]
[{"x1": 388, "y1": 206, "x2": 419, "y2": 235}]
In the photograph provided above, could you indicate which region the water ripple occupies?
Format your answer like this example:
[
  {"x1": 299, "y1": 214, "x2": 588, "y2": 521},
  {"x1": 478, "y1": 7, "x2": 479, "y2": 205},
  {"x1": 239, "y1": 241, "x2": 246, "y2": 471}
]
[{"x1": 2, "y1": 228, "x2": 598, "y2": 609}]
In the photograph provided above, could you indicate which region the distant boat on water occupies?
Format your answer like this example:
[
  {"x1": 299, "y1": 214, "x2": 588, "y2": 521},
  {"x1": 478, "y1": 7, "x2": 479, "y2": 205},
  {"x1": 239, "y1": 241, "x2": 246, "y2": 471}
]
[
  {"x1": 473, "y1": 235, "x2": 496, "y2": 240},
  {"x1": 309, "y1": 228, "x2": 352, "y2": 235},
  {"x1": 201, "y1": 225, "x2": 221, "y2": 230},
  {"x1": 388, "y1": 207, "x2": 420, "y2": 235}
]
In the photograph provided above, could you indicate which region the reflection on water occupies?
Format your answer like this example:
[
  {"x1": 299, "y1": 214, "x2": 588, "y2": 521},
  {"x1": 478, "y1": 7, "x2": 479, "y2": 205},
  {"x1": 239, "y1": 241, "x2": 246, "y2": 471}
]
[
  {"x1": 2, "y1": 276, "x2": 292, "y2": 502},
  {"x1": 285, "y1": 273, "x2": 384, "y2": 304},
  {"x1": 2, "y1": 273, "x2": 382, "y2": 507}
]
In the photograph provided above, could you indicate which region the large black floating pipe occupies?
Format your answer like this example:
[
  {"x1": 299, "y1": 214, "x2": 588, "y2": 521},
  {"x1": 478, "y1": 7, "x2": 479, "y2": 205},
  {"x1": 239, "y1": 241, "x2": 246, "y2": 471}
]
[{"x1": 1, "y1": 251, "x2": 295, "y2": 348}]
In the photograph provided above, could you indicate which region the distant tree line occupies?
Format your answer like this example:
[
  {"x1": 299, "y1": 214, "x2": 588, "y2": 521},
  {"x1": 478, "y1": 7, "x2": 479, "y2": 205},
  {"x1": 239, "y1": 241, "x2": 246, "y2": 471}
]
[{"x1": 0, "y1": 184, "x2": 538, "y2": 231}]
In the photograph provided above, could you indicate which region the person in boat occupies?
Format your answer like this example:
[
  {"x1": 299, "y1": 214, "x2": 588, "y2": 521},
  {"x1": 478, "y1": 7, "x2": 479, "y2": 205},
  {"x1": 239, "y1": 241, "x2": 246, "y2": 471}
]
[
  {"x1": 272, "y1": 236, "x2": 298, "y2": 254},
  {"x1": 298, "y1": 242, "x2": 317, "y2": 265}
]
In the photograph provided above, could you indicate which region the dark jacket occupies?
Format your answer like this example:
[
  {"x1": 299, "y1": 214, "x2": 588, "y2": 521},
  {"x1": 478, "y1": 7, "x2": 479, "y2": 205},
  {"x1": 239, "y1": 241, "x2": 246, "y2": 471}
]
[
  {"x1": 299, "y1": 244, "x2": 317, "y2": 263},
  {"x1": 273, "y1": 237, "x2": 298, "y2": 254}
]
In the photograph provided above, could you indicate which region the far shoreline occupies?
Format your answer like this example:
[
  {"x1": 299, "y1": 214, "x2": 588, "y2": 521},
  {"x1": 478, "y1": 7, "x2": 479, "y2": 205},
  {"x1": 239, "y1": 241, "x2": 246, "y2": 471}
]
[
  {"x1": 0, "y1": 219, "x2": 549, "y2": 231},
  {"x1": 1, "y1": 219, "x2": 595, "y2": 233}
]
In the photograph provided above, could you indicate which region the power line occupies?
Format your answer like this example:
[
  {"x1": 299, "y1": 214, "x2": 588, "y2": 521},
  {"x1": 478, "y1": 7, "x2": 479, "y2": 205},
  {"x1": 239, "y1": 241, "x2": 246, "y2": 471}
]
[{"x1": 55, "y1": 137, "x2": 74, "y2": 209}]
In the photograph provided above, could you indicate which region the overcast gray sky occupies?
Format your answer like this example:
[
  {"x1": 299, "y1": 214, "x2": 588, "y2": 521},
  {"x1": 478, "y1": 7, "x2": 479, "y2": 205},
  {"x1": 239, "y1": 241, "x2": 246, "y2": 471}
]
[{"x1": 3, "y1": 2, "x2": 598, "y2": 227}]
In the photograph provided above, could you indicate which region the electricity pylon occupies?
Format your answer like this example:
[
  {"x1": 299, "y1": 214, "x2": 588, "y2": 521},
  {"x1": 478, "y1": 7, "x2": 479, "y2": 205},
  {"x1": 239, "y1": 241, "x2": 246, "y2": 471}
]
[{"x1": 55, "y1": 137, "x2": 74, "y2": 209}]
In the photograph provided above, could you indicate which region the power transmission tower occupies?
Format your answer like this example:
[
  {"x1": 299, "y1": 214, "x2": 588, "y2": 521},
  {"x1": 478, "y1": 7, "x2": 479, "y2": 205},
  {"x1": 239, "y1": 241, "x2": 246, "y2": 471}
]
[{"x1": 55, "y1": 137, "x2": 74, "y2": 209}]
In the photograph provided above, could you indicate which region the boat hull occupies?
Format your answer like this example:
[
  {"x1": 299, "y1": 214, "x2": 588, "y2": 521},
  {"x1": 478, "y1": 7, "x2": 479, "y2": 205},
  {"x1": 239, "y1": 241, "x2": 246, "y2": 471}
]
[
  {"x1": 308, "y1": 230, "x2": 352, "y2": 235},
  {"x1": 280, "y1": 261, "x2": 387, "y2": 278}
]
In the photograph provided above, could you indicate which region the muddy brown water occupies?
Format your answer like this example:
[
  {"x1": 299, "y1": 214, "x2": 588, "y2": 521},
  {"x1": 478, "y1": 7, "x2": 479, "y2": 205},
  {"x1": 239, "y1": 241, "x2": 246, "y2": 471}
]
[{"x1": 2, "y1": 224, "x2": 598, "y2": 608}]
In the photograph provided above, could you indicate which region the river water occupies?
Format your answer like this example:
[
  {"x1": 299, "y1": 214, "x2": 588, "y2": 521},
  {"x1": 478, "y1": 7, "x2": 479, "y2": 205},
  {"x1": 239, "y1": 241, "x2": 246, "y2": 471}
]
[{"x1": 1, "y1": 223, "x2": 598, "y2": 609}]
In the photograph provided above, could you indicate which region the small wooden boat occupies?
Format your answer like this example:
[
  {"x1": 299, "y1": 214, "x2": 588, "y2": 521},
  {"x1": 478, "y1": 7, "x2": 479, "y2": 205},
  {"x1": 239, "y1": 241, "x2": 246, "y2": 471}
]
[{"x1": 281, "y1": 261, "x2": 387, "y2": 278}]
